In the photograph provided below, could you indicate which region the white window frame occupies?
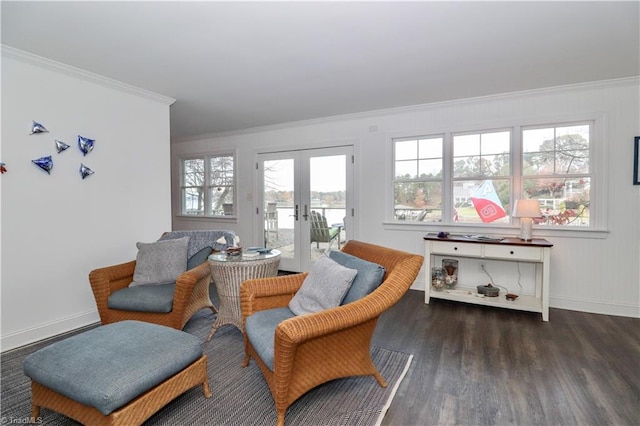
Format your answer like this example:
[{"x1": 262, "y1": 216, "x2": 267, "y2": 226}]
[
  {"x1": 179, "y1": 152, "x2": 236, "y2": 218},
  {"x1": 386, "y1": 114, "x2": 608, "y2": 237}
]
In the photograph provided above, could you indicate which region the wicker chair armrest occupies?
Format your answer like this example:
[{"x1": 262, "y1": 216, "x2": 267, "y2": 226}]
[
  {"x1": 172, "y1": 262, "x2": 211, "y2": 309},
  {"x1": 241, "y1": 273, "x2": 307, "y2": 320},
  {"x1": 276, "y1": 297, "x2": 380, "y2": 344},
  {"x1": 88, "y1": 260, "x2": 136, "y2": 323},
  {"x1": 89, "y1": 260, "x2": 136, "y2": 294}
]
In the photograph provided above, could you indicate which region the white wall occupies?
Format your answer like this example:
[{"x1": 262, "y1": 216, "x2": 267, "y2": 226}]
[
  {"x1": 1, "y1": 47, "x2": 175, "y2": 351},
  {"x1": 172, "y1": 78, "x2": 640, "y2": 319}
]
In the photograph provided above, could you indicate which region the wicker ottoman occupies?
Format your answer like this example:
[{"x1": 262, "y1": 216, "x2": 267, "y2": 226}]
[{"x1": 23, "y1": 320, "x2": 211, "y2": 425}]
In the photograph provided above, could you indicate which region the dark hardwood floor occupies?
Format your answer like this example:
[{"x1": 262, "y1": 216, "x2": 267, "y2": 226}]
[{"x1": 374, "y1": 290, "x2": 640, "y2": 426}]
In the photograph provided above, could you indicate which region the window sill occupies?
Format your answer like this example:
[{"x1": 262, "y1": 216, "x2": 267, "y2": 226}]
[
  {"x1": 176, "y1": 214, "x2": 237, "y2": 223},
  {"x1": 382, "y1": 221, "x2": 609, "y2": 239}
]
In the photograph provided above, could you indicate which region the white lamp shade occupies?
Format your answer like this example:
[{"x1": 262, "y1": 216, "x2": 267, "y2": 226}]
[{"x1": 512, "y1": 199, "x2": 542, "y2": 218}]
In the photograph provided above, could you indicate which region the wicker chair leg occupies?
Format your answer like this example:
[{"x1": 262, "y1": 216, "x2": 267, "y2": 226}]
[
  {"x1": 277, "y1": 411, "x2": 286, "y2": 426},
  {"x1": 203, "y1": 379, "x2": 212, "y2": 398},
  {"x1": 242, "y1": 355, "x2": 250, "y2": 367},
  {"x1": 31, "y1": 404, "x2": 40, "y2": 420},
  {"x1": 373, "y1": 370, "x2": 388, "y2": 388}
]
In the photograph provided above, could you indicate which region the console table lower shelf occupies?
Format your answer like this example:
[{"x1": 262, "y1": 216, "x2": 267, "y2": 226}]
[{"x1": 430, "y1": 288, "x2": 544, "y2": 315}]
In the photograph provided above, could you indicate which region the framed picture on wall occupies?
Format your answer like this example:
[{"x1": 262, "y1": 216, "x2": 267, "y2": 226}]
[{"x1": 635, "y1": 137, "x2": 640, "y2": 185}]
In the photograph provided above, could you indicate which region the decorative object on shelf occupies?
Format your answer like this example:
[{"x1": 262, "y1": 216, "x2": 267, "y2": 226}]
[
  {"x1": 55, "y1": 139, "x2": 70, "y2": 153},
  {"x1": 79, "y1": 163, "x2": 94, "y2": 179},
  {"x1": 431, "y1": 267, "x2": 445, "y2": 291},
  {"x1": 477, "y1": 283, "x2": 499, "y2": 297},
  {"x1": 32, "y1": 156, "x2": 53, "y2": 174},
  {"x1": 442, "y1": 259, "x2": 458, "y2": 289},
  {"x1": 0, "y1": 162, "x2": 6, "y2": 174},
  {"x1": 512, "y1": 199, "x2": 542, "y2": 241},
  {"x1": 634, "y1": 136, "x2": 639, "y2": 185},
  {"x1": 77, "y1": 135, "x2": 95, "y2": 156},
  {"x1": 226, "y1": 246, "x2": 242, "y2": 257},
  {"x1": 29, "y1": 121, "x2": 48, "y2": 135}
]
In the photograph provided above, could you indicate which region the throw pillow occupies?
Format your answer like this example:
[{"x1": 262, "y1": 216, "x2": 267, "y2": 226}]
[
  {"x1": 289, "y1": 255, "x2": 357, "y2": 316},
  {"x1": 328, "y1": 250, "x2": 386, "y2": 304},
  {"x1": 130, "y1": 236, "x2": 189, "y2": 286},
  {"x1": 187, "y1": 246, "x2": 214, "y2": 270}
]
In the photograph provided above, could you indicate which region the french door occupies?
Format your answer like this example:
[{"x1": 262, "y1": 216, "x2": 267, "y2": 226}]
[{"x1": 257, "y1": 146, "x2": 353, "y2": 272}]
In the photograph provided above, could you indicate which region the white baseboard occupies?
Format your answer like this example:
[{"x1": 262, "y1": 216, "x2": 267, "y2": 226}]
[
  {"x1": 549, "y1": 296, "x2": 640, "y2": 319},
  {"x1": 1, "y1": 310, "x2": 100, "y2": 352}
]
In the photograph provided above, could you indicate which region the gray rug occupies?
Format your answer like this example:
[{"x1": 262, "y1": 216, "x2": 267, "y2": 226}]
[{"x1": 1, "y1": 310, "x2": 412, "y2": 425}]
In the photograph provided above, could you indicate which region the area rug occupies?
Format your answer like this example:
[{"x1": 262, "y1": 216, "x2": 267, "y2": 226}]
[{"x1": 1, "y1": 310, "x2": 412, "y2": 425}]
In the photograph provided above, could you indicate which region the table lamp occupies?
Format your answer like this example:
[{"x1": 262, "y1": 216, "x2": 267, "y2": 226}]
[{"x1": 512, "y1": 199, "x2": 542, "y2": 241}]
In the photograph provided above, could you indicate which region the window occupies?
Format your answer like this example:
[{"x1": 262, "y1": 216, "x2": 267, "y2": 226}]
[
  {"x1": 392, "y1": 121, "x2": 594, "y2": 228},
  {"x1": 181, "y1": 154, "x2": 235, "y2": 216},
  {"x1": 393, "y1": 136, "x2": 444, "y2": 222},
  {"x1": 452, "y1": 130, "x2": 511, "y2": 224},
  {"x1": 522, "y1": 123, "x2": 591, "y2": 227}
]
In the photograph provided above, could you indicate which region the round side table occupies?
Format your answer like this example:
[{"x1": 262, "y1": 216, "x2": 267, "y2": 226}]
[{"x1": 206, "y1": 249, "x2": 281, "y2": 340}]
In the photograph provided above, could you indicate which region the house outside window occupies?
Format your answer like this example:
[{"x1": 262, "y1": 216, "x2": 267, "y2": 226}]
[
  {"x1": 392, "y1": 121, "x2": 594, "y2": 228},
  {"x1": 181, "y1": 154, "x2": 235, "y2": 216}
]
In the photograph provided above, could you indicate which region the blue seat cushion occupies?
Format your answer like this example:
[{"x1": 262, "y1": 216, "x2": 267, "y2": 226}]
[
  {"x1": 245, "y1": 307, "x2": 296, "y2": 371},
  {"x1": 23, "y1": 321, "x2": 203, "y2": 416},
  {"x1": 328, "y1": 250, "x2": 386, "y2": 305},
  {"x1": 108, "y1": 284, "x2": 175, "y2": 313}
]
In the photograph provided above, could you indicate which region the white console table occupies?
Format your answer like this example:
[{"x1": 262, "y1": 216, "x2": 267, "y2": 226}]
[{"x1": 424, "y1": 234, "x2": 553, "y2": 321}]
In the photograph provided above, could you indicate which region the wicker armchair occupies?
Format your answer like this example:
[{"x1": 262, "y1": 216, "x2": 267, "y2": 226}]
[
  {"x1": 89, "y1": 230, "x2": 235, "y2": 330},
  {"x1": 240, "y1": 240, "x2": 424, "y2": 426}
]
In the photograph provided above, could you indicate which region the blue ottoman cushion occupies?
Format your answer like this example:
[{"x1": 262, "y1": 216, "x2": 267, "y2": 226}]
[
  {"x1": 245, "y1": 307, "x2": 296, "y2": 371},
  {"x1": 107, "y1": 284, "x2": 175, "y2": 313},
  {"x1": 23, "y1": 321, "x2": 203, "y2": 416}
]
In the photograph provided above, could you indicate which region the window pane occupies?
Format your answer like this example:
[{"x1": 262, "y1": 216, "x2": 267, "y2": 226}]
[
  {"x1": 394, "y1": 182, "x2": 442, "y2": 222},
  {"x1": 523, "y1": 177, "x2": 590, "y2": 227},
  {"x1": 210, "y1": 186, "x2": 234, "y2": 216},
  {"x1": 418, "y1": 137, "x2": 443, "y2": 158},
  {"x1": 481, "y1": 131, "x2": 510, "y2": 154},
  {"x1": 452, "y1": 179, "x2": 510, "y2": 224},
  {"x1": 482, "y1": 153, "x2": 510, "y2": 176},
  {"x1": 523, "y1": 124, "x2": 590, "y2": 176},
  {"x1": 418, "y1": 159, "x2": 442, "y2": 178},
  {"x1": 523, "y1": 152, "x2": 554, "y2": 175},
  {"x1": 523, "y1": 128, "x2": 554, "y2": 153},
  {"x1": 210, "y1": 156, "x2": 234, "y2": 185},
  {"x1": 183, "y1": 159, "x2": 204, "y2": 186},
  {"x1": 453, "y1": 134, "x2": 480, "y2": 156},
  {"x1": 454, "y1": 131, "x2": 510, "y2": 178},
  {"x1": 454, "y1": 156, "x2": 481, "y2": 177},
  {"x1": 182, "y1": 187, "x2": 204, "y2": 215},
  {"x1": 395, "y1": 140, "x2": 417, "y2": 161},
  {"x1": 556, "y1": 149, "x2": 589, "y2": 174},
  {"x1": 395, "y1": 160, "x2": 417, "y2": 179}
]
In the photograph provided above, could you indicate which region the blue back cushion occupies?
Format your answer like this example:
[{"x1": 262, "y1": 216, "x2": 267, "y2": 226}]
[
  {"x1": 187, "y1": 246, "x2": 214, "y2": 270},
  {"x1": 328, "y1": 250, "x2": 386, "y2": 304}
]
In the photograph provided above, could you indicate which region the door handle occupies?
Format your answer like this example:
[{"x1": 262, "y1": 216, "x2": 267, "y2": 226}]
[
  {"x1": 293, "y1": 204, "x2": 299, "y2": 221},
  {"x1": 303, "y1": 205, "x2": 309, "y2": 221}
]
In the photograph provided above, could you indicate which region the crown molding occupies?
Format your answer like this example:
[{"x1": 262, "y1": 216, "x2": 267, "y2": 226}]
[{"x1": 1, "y1": 45, "x2": 175, "y2": 106}]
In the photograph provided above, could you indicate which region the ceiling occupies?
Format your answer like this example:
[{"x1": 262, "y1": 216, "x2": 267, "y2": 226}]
[{"x1": 2, "y1": 1, "x2": 639, "y2": 140}]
